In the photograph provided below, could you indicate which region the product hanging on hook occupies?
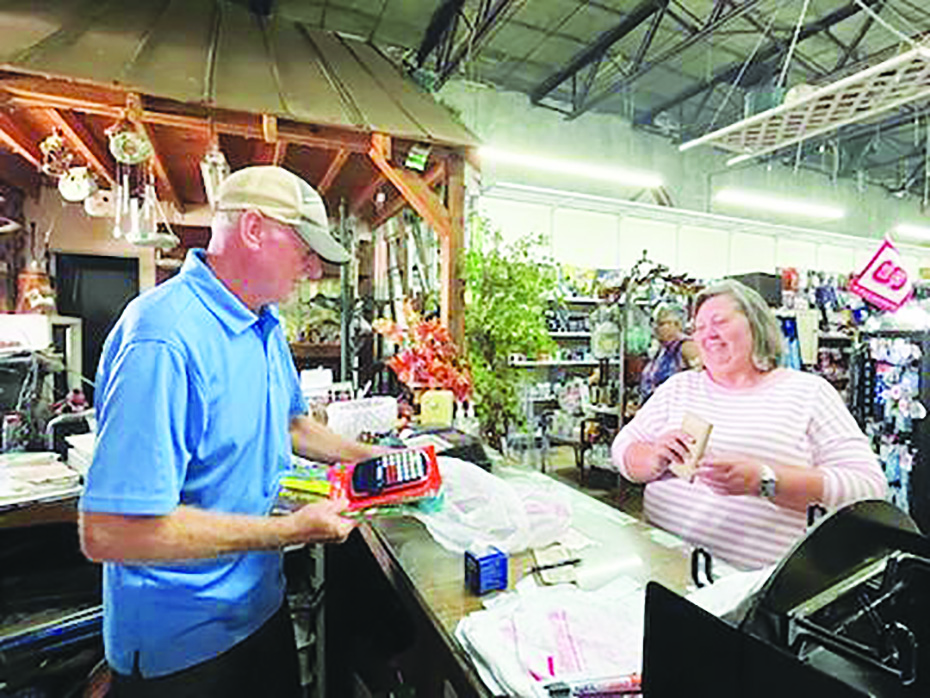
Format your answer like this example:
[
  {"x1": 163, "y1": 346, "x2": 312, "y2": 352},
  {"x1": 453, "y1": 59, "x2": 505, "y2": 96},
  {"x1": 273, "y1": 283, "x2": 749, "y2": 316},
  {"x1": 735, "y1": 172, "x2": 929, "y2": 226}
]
[
  {"x1": 107, "y1": 95, "x2": 152, "y2": 166},
  {"x1": 200, "y1": 142, "x2": 230, "y2": 208}
]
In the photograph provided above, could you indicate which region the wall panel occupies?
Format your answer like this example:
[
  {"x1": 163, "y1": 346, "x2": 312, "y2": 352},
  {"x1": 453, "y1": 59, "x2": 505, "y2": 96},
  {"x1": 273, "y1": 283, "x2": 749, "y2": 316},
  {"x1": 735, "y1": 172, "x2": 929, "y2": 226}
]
[
  {"x1": 552, "y1": 207, "x2": 619, "y2": 268},
  {"x1": 730, "y1": 232, "x2": 775, "y2": 274},
  {"x1": 678, "y1": 225, "x2": 729, "y2": 279},
  {"x1": 619, "y1": 216, "x2": 677, "y2": 270}
]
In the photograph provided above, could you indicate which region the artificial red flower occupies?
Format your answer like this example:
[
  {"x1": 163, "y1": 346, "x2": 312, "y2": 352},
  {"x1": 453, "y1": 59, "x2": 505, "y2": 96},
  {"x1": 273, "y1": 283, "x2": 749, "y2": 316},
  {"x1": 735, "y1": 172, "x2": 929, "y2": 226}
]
[{"x1": 375, "y1": 300, "x2": 473, "y2": 402}]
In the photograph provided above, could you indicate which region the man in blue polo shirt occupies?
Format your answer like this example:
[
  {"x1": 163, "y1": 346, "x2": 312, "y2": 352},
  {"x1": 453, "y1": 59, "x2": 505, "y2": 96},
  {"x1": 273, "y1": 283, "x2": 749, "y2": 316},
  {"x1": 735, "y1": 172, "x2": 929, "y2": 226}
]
[{"x1": 79, "y1": 166, "x2": 377, "y2": 697}]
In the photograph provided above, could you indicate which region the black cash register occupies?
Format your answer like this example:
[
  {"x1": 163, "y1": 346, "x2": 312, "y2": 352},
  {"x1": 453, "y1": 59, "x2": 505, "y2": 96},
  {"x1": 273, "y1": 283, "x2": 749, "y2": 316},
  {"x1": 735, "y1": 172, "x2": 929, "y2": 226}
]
[{"x1": 643, "y1": 500, "x2": 930, "y2": 697}]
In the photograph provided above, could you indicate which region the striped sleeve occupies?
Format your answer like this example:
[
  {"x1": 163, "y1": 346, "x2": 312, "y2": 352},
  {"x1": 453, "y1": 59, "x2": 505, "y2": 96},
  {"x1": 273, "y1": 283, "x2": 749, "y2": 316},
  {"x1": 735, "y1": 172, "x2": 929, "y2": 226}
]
[
  {"x1": 611, "y1": 379, "x2": 674, "y2": 481},
  {"x1": 809, "y1": 378, "x2": 887, "y2": 508}
]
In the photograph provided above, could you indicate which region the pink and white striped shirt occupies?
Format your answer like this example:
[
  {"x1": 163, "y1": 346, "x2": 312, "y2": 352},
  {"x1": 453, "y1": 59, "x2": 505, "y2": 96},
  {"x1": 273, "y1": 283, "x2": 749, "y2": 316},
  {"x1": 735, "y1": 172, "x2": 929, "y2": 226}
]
[{"x1": 611, "y1": 369, "x2": 886, "y2": 570}]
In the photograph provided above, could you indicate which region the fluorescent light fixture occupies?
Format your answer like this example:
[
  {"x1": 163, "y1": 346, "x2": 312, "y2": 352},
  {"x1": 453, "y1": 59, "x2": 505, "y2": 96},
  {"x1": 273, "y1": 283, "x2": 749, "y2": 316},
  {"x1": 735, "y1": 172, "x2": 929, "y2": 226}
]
[
  {"x1": 479, "y1": 146, "x2": 663, "y2": 189},
  {"x1": 895, "y1": 223, "x2": 930, "y2": 241},
  {"x1": 726, "y1": 153, "x2": 757, "y2": 167},
  {"x1": 714, "y1": 188, "x2": 844, "y2": 220}
]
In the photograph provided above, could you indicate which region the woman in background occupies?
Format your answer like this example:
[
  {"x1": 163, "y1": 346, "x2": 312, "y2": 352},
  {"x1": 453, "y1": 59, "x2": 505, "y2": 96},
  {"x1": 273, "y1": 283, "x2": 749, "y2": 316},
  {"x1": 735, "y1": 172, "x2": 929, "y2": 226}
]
[
  {"x1": 638, "y1": 302, "x2": 701, "y2": 402},
  {"x1": 611, "y1": 280, "x2": 885, "y2": 569}
]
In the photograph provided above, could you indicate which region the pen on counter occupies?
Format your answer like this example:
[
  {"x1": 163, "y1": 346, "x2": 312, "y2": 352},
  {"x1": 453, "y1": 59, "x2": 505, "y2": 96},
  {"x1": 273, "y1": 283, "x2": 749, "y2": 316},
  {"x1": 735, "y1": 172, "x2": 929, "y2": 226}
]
[
  {"x1": 530, "y1": 557, "x2": 583, "y2": 574},
  {"x1": 545, "y1": 672, "x2": 642, "y2": 697}
]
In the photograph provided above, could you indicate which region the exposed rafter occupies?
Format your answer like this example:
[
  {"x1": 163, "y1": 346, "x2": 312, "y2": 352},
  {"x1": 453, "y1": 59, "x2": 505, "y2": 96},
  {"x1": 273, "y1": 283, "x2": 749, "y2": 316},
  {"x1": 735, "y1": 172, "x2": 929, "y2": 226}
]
[
  {"x1": 44, "y1": 108, "x2": 115, "y2": 187},
  {"x1": 137, "y1": 121, "x2": 182, "y2": 213},
  {"x1": 0, "y1": 111, "x2": 41, "y2": 168},
  {"x1": 531, "y1": 0, "x2": 669, "y2": 107},
  {"x1": 272, "y1": 140, "x2": 288, "y2": 166},
  {"x1": 413, "y1": 0, "x2": 526, "y2": 88},
  {"x1": 349, "y1": 173, "x2": 385, "y2": 215},
  {"x1": 370, "y1": 161, "x2": 445, "y2": 231},
  {"x1": 2, "y1": 79, "x2": 371, "y2": 153},
  {"x1": 736, "y1": 9, "x2": 826, "y2": 76},
  {"x1": 317, "y1": 148, "x2": 349, "y2": 195},
  {"x1": 834, "y1": 2, "x2": 884, "y2": 71},
  {"x1": 642, "y1": 0, "x2": 881, "y2": 125},
  {"x1": 414, "y1": 0, "x2": 465, "y2": 69},
  {"x1": 368, "y1": 133, "x2": 452, "y2": 241},
  {"x1": 569, "y1": 0, "x2": 767, "y2": 119}
]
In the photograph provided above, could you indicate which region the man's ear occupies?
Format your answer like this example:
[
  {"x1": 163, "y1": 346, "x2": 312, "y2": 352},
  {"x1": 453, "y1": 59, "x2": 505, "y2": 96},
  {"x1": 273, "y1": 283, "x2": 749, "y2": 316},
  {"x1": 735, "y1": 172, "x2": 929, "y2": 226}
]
[{"x1": 238, "y1": 210, "x2": 264, "y2": 251}]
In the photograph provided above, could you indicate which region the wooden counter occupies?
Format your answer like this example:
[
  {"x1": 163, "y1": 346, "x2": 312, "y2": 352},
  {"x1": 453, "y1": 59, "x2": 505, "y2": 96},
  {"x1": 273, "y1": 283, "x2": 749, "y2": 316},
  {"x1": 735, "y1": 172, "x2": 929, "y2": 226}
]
[
  {"x1": 327, "y1": 467, "x2": 694, "y2": 697},
  {"x1": 0, "y1": 492, "x2": 79, "y2": 529}
]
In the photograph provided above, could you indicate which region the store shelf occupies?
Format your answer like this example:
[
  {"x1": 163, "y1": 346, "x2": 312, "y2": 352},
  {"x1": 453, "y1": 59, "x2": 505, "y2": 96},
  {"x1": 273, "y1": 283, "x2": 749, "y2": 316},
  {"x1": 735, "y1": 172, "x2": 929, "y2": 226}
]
[
  {"x1": 679, "y1": 43, "x2": 930, "y2": 165},
  {"x1": 583, "y1": 403, "x2": 622, "y2": 417},
  {"x1": 290, "y1": 342, "x2": 340, "y2": 359}
]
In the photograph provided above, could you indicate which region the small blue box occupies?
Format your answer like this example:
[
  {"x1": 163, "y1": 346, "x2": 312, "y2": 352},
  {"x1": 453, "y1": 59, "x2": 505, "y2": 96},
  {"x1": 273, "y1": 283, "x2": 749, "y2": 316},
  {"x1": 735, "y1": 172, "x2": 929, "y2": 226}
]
[{"x1": 464, "y1": 546, "x2": 508, "y2": 595}]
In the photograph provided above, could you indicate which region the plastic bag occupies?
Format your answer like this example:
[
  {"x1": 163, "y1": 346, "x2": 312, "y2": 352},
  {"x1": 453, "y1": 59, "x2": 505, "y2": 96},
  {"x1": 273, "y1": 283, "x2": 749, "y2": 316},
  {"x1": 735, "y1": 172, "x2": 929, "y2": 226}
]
[{"x1": 415, "y1": 457, "x2": 571, "y2": 554}]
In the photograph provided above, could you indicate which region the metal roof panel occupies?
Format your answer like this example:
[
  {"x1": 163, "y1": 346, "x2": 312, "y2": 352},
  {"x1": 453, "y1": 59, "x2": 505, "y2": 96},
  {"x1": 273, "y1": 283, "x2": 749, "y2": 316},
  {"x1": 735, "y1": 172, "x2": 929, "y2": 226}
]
[
  {"x1": 211, "y1": 2, "x2": 285, "y2": 114},
  {"x1": 119, "y1": 0, "x2": 217, "y2": 103},
  {"x1": 347, "y1": 41, "x2": 479, "y2": 146},
  {"x1": 0, "y1": 0, "x2": 476, "y2": 147},
  {"x1": 300, "y1": 27, "x2": 424, "y2": 138},
  {"x1": 9, "y1": 0, "x2": 170, "y2": 85},
  {"x1": 271, "y1": 20, "x2": 359, "y2": 129}
]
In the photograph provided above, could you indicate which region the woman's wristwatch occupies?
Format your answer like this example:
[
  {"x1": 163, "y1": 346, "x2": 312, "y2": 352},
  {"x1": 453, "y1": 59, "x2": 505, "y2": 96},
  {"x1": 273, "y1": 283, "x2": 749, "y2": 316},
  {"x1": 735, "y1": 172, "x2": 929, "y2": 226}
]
[{"x1": 758, "y1": 464, "x2": 778, "y2": 500}]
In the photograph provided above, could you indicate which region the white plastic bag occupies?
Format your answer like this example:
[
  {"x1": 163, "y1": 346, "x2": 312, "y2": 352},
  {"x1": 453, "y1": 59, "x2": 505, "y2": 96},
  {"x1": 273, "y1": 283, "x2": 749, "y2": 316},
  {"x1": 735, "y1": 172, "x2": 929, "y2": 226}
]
[{"x1": 415, "y1": 457, "x2": 571, "y2": 554}]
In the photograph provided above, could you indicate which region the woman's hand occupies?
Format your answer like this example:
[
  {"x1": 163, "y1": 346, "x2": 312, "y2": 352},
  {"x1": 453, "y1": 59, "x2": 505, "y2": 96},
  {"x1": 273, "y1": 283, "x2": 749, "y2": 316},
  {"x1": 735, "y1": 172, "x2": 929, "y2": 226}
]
[
  {"x1": 696, "y1": 452, "x2": 762, "y2": 496},
  {"x1": 620, "y1": 430, "x2": 694, "y2": 482},
  {"x1": 651, "y1": 429, "x2": 695, "y2": 470}
]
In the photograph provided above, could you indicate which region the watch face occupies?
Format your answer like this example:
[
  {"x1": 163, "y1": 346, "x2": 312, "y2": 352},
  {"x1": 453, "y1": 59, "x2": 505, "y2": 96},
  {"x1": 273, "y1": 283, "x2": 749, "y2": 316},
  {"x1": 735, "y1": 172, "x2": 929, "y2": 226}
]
[{"x1": 760, "y1": 478, "x2": 777, "y2": 498}]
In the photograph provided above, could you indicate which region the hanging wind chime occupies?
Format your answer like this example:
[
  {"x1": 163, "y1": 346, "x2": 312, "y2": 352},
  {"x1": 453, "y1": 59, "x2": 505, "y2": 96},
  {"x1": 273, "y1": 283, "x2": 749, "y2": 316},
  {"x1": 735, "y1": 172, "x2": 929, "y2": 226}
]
[{"x1": 105, "y1": 104, "x2": 178, "y2": 249}]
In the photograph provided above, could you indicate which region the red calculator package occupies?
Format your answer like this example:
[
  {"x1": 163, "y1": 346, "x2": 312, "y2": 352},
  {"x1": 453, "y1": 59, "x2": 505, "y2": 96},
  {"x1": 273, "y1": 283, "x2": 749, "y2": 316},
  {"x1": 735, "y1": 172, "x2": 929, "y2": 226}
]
[{"x1": 328, "y1": 445, "x2": 442, "y2": 512}]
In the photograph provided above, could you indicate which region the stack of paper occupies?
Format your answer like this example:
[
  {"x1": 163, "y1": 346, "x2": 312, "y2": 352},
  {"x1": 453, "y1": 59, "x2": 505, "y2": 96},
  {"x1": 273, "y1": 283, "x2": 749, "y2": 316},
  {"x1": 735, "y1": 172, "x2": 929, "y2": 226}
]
[
  {"x1": 65, "y1": 432, "x2": 96, "y2": 476},
  {"x1": 0, "y1": 451, "x2": 81, "y2": 504}
]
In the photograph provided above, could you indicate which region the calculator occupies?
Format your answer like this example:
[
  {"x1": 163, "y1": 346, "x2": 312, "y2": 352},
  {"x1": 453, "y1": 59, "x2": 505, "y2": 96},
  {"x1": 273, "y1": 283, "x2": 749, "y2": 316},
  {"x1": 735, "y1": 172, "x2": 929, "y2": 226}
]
[
  {"x1": 351, "y1": 449, "x2": 430, "y2": 495},
  {"x1": 329, "y1": 445, "x2": 442, "y2": 511}
]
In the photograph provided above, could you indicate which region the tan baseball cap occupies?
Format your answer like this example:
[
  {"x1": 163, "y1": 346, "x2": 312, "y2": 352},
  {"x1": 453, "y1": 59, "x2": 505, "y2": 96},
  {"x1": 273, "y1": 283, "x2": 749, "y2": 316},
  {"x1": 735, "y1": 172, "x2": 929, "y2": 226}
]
[{"x1": 215, "y1": 166, "x2": 350, "y2": 264}]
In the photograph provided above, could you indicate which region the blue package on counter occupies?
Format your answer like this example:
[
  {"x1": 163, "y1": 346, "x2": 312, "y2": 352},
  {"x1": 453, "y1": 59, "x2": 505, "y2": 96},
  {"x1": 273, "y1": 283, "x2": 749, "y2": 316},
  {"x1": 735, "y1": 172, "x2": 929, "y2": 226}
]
[{"x1": 465, "y1": 546, "x2": 508, "y2": 596}]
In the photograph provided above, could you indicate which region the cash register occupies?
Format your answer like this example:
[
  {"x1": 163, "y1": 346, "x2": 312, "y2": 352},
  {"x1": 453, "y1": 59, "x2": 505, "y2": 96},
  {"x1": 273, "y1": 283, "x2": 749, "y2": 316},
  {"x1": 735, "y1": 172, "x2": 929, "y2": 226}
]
[{"x1": 643, "y1": 500, "x2": 930, "y2": 696}]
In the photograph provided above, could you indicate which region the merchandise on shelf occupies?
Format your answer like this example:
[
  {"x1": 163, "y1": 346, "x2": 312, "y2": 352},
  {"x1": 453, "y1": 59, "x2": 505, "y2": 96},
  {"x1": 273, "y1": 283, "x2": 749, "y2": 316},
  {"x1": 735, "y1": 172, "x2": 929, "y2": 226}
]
[{"x1": 850, "y1": 334, "x2": 930, "y2": 529}]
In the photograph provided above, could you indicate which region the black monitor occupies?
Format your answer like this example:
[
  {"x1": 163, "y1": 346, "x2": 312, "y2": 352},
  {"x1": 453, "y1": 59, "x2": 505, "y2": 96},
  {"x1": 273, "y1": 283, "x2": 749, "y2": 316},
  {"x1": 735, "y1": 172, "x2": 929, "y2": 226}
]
[{"x1": 641, "y1": 581, "x2": 866, "y2": 698}]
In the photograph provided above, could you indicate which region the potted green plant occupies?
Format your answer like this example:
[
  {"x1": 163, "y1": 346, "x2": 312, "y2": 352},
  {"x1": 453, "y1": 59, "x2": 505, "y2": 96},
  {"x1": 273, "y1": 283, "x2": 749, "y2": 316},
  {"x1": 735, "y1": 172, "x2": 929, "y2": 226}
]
[{"x1": 463, "y1": 215, "x2": 559, "y2": 450}]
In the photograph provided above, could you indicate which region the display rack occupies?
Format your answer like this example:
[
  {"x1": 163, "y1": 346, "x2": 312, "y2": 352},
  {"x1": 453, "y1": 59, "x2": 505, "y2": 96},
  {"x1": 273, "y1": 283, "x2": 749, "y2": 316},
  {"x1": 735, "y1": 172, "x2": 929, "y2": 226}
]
[{"x1": 680, "y1": 42, "x2": 930, "y2": 165}]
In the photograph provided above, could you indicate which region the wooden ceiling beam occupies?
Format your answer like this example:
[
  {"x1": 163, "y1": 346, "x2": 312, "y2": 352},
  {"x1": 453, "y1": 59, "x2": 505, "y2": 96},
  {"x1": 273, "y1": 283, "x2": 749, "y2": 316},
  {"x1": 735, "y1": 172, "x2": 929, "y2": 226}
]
[
  {"x1": 272, "y1": 140, "x2": 288, "y2": 166},
  {"x1": 137, "y1": 121, "x2": 182, "y2": 213},
  {"x1": 368, "y1": 133, "x2": 452, "y2": 241},
  {"x1": 262, "y1": 114, "x2": 277, "y2": 143},
  {"x1": 369, "y1": 161, "x2": 445, "y2": 230},
  {"x1": 44, "y1": 108, "x2": 115, "y2": 187},
  {"x1": 0, "y1": 111, "x2": 41, "y2": 169},
  {"x1": 317, "y1": 148, "x2": 349, "y2": 195},
  {"x1": 349, "y1": 173, "x2": 386, "y2": 215},
  {"x1": 4, "y1": 85, "x2": 371, "y2": 153}
]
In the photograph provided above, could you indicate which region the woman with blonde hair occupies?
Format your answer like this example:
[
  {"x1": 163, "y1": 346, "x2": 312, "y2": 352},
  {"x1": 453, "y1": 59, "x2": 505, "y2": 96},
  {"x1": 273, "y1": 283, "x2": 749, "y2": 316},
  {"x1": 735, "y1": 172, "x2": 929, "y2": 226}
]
[{"x1": 612, "y1": 279, "x2": 885, "y2": 569}]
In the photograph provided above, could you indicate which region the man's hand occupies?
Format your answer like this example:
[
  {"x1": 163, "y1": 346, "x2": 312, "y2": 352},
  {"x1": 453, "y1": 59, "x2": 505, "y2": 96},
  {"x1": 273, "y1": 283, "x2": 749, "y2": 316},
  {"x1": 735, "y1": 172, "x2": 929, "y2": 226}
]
[
  {"x1": 696, "y1": 452, "x2": 762, "y2": 496},
  {"x1": 287, "y1": 498, "x2": 357, "y2": 544}
]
